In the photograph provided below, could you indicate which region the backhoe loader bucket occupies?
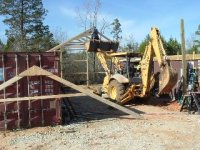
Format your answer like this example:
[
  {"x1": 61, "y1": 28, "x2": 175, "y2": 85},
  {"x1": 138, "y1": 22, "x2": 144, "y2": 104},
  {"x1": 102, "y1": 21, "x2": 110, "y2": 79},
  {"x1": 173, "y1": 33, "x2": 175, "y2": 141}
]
[
  {"x1": 158, "y1": 61, "x2": 178, "y2": 94},
  {"x1": 85, "y1": 40, "x2": 119, "y2": 52}
]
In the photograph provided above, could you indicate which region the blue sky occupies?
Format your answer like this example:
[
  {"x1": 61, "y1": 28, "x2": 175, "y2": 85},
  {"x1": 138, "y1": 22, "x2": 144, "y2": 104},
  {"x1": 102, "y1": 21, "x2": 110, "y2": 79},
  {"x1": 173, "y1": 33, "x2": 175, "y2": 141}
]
[{"x1": 0, "y1": 0, "x2": 200, "y2": 45}]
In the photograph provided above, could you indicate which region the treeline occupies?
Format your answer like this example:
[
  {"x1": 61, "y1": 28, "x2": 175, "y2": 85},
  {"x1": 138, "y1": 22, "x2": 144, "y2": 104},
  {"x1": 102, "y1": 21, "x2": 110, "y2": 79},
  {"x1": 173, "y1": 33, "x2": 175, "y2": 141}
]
[
  {"x1": 120, "y1": 32, "x2": 199, "y2": 55},
  {"x1": 0, "y1": 0, "x2": 57, "y2": 52},
  {"x1": 124, "y1": 35, "x2": 182, "y2": 55},
  {"x1": 0, "y1": 0, "x2": 199, "y2": 55},
  {"x1": 110, "y1": 19, "x2": 199, "y2": 55}
]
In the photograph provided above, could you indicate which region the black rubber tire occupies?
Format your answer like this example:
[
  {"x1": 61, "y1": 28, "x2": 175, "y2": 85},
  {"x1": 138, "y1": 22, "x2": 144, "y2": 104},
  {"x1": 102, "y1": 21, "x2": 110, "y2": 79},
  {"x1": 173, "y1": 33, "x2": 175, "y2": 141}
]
[{"x1": 108, "y1": 80, "x2": 125, "y2": 102}]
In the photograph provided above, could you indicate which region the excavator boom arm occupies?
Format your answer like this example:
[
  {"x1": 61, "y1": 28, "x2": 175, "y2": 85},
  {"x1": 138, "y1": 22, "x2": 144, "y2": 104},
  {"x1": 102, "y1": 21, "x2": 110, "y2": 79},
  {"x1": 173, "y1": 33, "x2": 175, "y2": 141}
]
[{"x1": 140, "y1": 27, "x2": 178, "y2": 96}]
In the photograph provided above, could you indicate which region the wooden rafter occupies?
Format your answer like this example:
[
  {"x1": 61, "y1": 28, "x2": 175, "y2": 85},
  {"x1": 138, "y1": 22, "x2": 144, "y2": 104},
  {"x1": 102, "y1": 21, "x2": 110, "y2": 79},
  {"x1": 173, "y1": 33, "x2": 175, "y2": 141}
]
[
  {"x1": 0, "y1": 93, "x2": 86, "y2": 103},
  {"x1": 154, "y1": 54, "x2": 200, "y2": 61},
  {"x1": 47, "y1": 29, "x2": 91, "y2": 52},
  {"x1": 47, "y1": 28, "x2": 112, "y2": 52}
]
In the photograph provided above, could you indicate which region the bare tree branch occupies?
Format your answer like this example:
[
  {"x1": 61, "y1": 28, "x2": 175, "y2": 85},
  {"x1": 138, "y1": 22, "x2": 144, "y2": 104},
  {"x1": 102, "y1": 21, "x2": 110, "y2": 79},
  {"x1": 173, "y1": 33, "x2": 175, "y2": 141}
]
[
  {"x1": 52, "y1": 27, "x2": 68, "y2": 43},
  {"x1": 99, "y1": 18, "x2": 111, "y2": 34},
  {"x1": 75, "y1": 0, "x2": 102, "y2": 30}
]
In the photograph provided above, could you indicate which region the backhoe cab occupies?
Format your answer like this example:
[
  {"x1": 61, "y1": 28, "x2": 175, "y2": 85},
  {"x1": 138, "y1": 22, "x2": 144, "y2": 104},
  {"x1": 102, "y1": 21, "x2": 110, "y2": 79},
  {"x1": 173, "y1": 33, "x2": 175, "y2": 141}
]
[{"x1": 84, "y1": 27, "x2": 178, "y2": 104}]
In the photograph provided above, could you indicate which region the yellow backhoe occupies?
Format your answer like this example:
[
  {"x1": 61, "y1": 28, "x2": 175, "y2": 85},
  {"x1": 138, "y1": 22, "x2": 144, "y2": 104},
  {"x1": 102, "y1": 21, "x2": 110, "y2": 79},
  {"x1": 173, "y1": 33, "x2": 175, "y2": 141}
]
[{"x1": 85, "y1": 27, "x2": 178, "y2": 104}]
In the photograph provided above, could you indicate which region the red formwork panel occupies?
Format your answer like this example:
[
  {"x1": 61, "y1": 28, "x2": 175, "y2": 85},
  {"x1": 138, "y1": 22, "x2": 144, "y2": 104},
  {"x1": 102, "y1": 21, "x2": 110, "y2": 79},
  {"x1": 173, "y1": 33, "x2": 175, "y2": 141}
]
[
  {"x1": 30, "y1": 110, "x2": 42, "y2": 127},
  {"x1": 0, "y1": 52, "x2": 61, "y2": 130},
  {"x1": 0, "y1": 112, "x2": 20, "y2": 130}
]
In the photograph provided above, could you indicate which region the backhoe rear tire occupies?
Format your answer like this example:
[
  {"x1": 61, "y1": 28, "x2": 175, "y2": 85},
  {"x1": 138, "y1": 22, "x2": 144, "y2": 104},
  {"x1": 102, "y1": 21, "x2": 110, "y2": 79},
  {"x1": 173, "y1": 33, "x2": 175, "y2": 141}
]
[{"x1": 108, "y1": 80, "x2": 125, "y2": 103}]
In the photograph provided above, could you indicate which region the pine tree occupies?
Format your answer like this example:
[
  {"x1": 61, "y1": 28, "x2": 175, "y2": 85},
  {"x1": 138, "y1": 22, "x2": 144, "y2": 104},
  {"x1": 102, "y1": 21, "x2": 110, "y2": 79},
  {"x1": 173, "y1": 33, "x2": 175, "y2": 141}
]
[
  {"x1": 111, "y1": 18, "x2": 122, "y2": 42},
  {"x1": 188, "y1": 45, "x2": 198, "y2": 54},
  {"x1": 0, "y1": 39, "x2": 4, "y2": 51},
  {"x1": 194, "y1": 25, "x2": 200, "y2": 52},
  {"x1": 166, "y1": 37, "x2": 181, "y2": 55},
  {"x1": 137, "y1": 35, "x2": 150, "y2": 54},
  {"x1": 137, "y1": 34, "x2": 177, "y2": 55},
  {"x1": 4, "y1": 37, "x2": 15, "y2": 52},
  {"x1": 0, "y1": 0, "x2": 56, "y2": 51}
]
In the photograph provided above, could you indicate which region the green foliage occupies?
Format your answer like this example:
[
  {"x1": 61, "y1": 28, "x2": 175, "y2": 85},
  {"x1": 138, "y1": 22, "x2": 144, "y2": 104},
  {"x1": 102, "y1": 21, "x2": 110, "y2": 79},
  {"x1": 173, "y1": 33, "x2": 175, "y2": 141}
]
[
  {"x1": 125, "y1": 42, "x2": 138, "y2": 51},
  {"x1": 195, "y1": 25, "x2": 200, "y2": 45},
  {"x1": 4, "y1": 37, "x2": 15, "y2": 52},
  {"x1": 122, "y1": 34, "x2": 138, "y2": 52},
  {"x1": 165, "y1": 37, "x2": 181, "y2": 55},
  {"x1": 193, "y1": 24, "x2": 200, "y2": 53},
  {"x1": 186, "y1": 24, "x2": 200, "y2": 54},
  {"x1": 28, "y1": 24, "x2": 57, "y2": 52},
  {"x1": 111, "y1": 18, "x2": 122, "y2": 42},
  {"x1": 137, "y1": 35, "x2": 150, "y2": 53},
  {"x1": 160, "y1": 36, "x2": 168, "y2": 50},
  {"x1": 137, "y1": 34, "x2": 181, "y2": 55},
  {"x1": 0, "y1": 0, "x2": 56, "y2": 52},
  {"x1": 122, "y1": 41, "x2": 138, "y2": 52},
  {"x1": 0, "y1": 39, "x2": 5, "y2": 51},
  {"x1": 187, "y1": 45, "x2": 199, "y2": 54}
]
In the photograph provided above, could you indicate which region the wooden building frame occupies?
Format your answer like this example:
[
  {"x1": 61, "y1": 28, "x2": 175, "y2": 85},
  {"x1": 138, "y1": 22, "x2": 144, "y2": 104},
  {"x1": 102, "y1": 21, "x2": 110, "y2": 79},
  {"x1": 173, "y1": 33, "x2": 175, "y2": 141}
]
[
  {"x1": 47, "y1": 28, "x2": 112, "y2": 86},
  {"x1": 154, "y1": 54, "x2": 200, "y2": 61}
]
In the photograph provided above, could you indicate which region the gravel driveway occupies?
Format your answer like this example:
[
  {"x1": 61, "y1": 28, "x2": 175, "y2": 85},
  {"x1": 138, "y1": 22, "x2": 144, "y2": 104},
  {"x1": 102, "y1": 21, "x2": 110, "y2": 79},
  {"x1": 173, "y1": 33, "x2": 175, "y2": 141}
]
[{"x1": 0, "y1": 96, "x2": 200, "y2": 150}]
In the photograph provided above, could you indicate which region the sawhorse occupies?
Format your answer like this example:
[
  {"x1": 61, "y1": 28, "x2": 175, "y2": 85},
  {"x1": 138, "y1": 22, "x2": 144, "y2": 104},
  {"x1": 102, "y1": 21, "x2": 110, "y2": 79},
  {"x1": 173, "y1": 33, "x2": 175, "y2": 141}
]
[{"x1": 180, "y1": 92, "x2": 200, "y2": 114}]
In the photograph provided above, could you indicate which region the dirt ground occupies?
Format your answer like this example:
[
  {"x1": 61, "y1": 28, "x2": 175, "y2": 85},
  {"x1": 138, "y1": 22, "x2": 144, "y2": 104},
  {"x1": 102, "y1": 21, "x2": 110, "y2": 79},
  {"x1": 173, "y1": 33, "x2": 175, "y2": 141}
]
[{"x1": 0, "y1": 93, "x2": 200, "y2": 150}]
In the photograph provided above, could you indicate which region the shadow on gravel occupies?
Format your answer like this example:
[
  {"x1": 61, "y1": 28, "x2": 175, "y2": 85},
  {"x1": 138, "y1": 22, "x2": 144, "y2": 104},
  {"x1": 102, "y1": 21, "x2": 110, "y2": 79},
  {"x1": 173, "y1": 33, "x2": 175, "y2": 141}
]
[
  {"x1": 61, "y1": 87, "x2": 174, "y2": 125},
  {"x1": 61, "y1": 96, "x2": 145, "y2": 125},
  {"x1": 126, "y1": 95, "x2": 174, "y2": 107}
]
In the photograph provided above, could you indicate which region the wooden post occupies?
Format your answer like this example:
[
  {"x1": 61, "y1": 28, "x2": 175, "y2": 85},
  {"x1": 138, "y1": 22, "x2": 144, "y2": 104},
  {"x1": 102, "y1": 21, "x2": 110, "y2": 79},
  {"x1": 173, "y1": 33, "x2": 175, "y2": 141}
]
[
  {"x1": 26, "y1": 55, "x2": 31, "y2": 127},
  {"x1": 93, "y1": 53, "x2": 96, "y2": 82},
  {"x1": 2, "y1": 55, "x2": 7, "y2": 130},
  {"x1": 193, "y1": 51, "x2": 195, "y2": 60},
  {"x1": 15, "y1": 54, "x2": 20, "y2": 128},
  {"x1": 60, "y1": 47, "x2": 63, "y2": 78},
  {"x1": 86, "y1": 52, "x2": 89, "y2": 87},
  {"x1": 39, "y1": 55, "x2": 44, "y2": 126},
  {"x1": 181, "y1": 19, "x2": 187, "y2": 94}
]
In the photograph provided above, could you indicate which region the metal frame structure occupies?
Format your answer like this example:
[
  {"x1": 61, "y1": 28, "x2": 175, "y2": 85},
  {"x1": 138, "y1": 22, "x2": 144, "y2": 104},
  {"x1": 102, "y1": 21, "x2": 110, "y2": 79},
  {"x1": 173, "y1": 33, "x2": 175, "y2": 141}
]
[{"x1": 47, "y1": 28, "x2": 112, "y2": 86}]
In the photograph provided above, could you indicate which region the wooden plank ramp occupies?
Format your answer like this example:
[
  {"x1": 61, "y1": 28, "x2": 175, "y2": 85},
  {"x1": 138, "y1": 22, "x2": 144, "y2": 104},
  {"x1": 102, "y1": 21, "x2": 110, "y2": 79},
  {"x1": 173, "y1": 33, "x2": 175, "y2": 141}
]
[
  {"x1": 48, "y1": 74, "x2": 142, "y2": 119},
  {"x1": 0, "y1": 65, "x2": 142, "y2": 119}
]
